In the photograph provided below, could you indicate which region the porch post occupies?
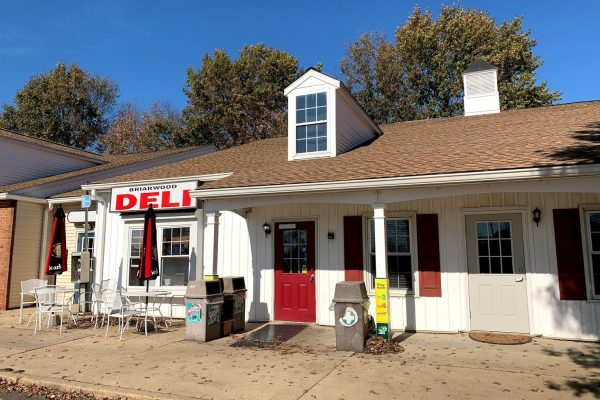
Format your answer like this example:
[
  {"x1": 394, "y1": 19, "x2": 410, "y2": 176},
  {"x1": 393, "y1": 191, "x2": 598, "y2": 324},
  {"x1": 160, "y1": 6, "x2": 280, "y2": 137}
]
[
  {"x1": 203, "y1": 211, "x2": 221, "y2": 278},
  {"x1": 372, "y1": 204, "x2": 387, "y2": 278},
  {"x1": 372, "y1": 203, "x2": 390, "y2": 340},
  {"x1": 194, "y1": 200, "x2": 204, "y2": 280}
]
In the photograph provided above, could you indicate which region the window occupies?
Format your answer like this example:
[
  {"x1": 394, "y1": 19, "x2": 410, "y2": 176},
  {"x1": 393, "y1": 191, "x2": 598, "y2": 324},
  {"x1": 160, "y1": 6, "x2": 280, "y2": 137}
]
[
  {"x1": 161, "y1": 227, "x2": 190, "y2": 287},
  {"x1": 129, "y1": 228, "x2": 143, "y2": 286},
  {"x1": 476, "y1": 221, "x2": 513, "y2": 274},
  {"x1": 295, "y1": 92, "x2": 327, "y2": 154},
  {"x1": 76, "y1": 232, "x2": 95, "y2": 253},
  {"x1": 282, "y1": 229, "x2": 308, "y2": 273},
  {"x1": 369, "y1": 219, "x2": 413, "y2": 290},
  {"x1": 586, "y1": 212, "x2": 600, "y2": 296}
]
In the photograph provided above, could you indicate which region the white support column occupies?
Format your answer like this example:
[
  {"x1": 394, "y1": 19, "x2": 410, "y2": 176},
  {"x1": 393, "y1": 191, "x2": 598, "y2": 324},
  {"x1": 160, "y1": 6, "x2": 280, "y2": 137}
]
[
  {"x1": 194, "y1": 201, "x2": 204, "y2": 281},
  {"x1": 203, "y1": 211, "x2": 221, "y2": 278},
  {"x1": 372, "y1": 203, "x2": 387, "y2": 278}
]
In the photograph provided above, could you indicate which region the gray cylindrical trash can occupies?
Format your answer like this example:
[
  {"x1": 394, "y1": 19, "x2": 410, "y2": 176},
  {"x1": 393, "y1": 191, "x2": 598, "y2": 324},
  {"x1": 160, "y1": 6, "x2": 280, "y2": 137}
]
[
  {"x1": 222, "y1": 276, "x2": 247, "y2": 333},
  {"x1": 331, "y1": 281, "x2": 370, "y2": 352},
  {"x1": 185, "y1": 280, "x2": 224, "y2": 342}
]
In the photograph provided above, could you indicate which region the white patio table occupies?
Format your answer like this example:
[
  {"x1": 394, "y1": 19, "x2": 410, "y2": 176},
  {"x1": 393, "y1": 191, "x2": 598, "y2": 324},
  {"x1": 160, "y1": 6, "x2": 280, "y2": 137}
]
[{"x1": 124, "y1": 289, "x2": 172, "y2": 335}]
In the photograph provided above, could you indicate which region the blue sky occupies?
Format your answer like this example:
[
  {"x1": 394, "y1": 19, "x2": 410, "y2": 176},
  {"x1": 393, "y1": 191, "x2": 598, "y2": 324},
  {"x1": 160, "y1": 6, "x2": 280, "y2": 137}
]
[{"x1": 1, "y1": 1, "x2": 599, "y2": 110}]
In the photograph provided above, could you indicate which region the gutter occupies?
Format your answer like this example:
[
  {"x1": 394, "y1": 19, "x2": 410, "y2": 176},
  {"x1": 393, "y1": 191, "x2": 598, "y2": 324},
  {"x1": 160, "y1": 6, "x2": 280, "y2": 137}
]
[
  {"x1": 48, "y1": 196, "x2": 85, "y2": 205},
  {"x1": 190, "y1": 163, "x2": 600, "y2": 199},
  {"x1": 0, "y1": 192, "x2": 49, "y2": 204}
]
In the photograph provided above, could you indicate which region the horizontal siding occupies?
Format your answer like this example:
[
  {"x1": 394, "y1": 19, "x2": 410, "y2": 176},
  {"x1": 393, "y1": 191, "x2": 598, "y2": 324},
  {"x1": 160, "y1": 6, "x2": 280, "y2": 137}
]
[
  {"x1": 8, "y1": 202, "x2": 43, "y2": 308},
  {"x1": 335, "y1": 92, "x2": 377, "y2": 155},
  {"x1": 0, "y1": 140, "x2": 97, "y2": 186}
]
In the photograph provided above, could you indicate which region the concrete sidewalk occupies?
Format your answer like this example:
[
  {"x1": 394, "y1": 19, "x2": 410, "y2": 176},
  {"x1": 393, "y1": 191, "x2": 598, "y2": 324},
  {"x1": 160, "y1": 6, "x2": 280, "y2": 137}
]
[{"x1": 0, "y1": 309, "x2": 598, "y2": 400}]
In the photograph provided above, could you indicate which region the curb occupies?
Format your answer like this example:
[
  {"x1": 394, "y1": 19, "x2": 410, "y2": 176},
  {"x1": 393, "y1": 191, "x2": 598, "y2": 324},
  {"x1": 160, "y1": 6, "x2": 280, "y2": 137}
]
[{"x1": 0, "y1": 371, "x2": 203, "y2": 400}]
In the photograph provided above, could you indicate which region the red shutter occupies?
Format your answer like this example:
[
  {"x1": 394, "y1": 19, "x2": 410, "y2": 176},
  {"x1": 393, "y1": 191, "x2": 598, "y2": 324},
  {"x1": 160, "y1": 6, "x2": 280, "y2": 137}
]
[
  {"x1": 553, "y1": 209, "x2": 587, "y2": 300},
  {"x1": 417, "y1": 214, "x2": 442, "y2": 297},
  {"x1": 343, "y1": 216, "x2": 364, "y2": 281}
]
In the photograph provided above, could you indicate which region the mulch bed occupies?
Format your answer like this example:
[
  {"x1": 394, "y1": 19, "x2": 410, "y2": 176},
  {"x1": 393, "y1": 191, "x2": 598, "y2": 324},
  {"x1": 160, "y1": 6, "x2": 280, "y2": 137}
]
[
  {"x1": 0, "y1": 377, "x2": 122, "y2": 400},
  {"x1": 469, "y1": 331, "x2": 531, "y2": 345},
  {"x1": 364, "y1": 336, "x2": 405, "y2": 355}
]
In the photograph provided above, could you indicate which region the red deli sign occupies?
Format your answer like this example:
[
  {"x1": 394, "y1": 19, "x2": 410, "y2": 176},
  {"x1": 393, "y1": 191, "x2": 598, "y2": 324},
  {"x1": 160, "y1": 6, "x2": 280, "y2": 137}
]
[{"x1": 110, "y1": 181, "x2": 197, "y2": 212}]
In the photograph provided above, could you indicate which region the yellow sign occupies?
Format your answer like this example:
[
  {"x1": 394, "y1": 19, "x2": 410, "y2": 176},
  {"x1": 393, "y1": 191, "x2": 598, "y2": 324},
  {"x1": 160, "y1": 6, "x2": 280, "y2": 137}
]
[{"x1": 375, "y1": 278, "x2": 389, "y2": 324}]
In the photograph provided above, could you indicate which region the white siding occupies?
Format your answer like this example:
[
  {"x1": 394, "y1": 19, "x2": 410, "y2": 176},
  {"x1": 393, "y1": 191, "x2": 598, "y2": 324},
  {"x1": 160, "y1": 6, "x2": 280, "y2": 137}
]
[
  {"x1": 8, "y1": 202, "x2": 44, "y2": 308},
  {"x1": 214, "y1": 193, "x2": 600, "y2": 340},
  {"x1": 0, "y1": 139, "x2": 99, "y2": 186},
  {"x1": 97, "y1": 191, "x2": 600, "y2": 340},
  {"x1": 335, "y1": 91, "x2": 379, "y2": 155}
]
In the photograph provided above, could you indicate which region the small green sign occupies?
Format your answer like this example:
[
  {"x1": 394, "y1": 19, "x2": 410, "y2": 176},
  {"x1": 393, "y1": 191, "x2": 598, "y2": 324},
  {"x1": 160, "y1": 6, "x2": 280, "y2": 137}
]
[{"x1": 376, "y1": 323, "x2": 390, "y2": 340}]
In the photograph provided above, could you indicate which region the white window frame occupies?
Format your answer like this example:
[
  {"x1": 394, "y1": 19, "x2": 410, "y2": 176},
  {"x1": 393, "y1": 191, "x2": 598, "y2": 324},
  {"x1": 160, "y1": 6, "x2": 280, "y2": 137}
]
[
  {"x1": 583, "y1": 208, "x2": 600, "y2": 300},
  {"x1": 474, "y1": 220, "x2": 515, "y2": 274},
  {"x1": 123, "y1": 218, "x2": 195, "y2": 291},
  {"x1": 159, "y1": 225, "x2": 192, "y2": 289},
  {"x1": 288, "y1": 85, "x2": 335, "y2": 160},
  {"x1": 364, "y1": 211, "x2": 418, "y2": 296}
]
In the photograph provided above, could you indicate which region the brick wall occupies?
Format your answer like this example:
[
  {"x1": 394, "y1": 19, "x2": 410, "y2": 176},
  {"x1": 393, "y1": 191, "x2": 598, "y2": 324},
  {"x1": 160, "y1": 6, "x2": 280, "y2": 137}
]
[{"x1": 0, "y1": 200, "x2": 16, "y2": 310}]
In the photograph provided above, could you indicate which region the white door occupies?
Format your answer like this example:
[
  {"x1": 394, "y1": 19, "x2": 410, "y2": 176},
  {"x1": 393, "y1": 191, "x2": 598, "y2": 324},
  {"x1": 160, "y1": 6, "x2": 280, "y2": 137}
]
[{"x1": 466, "y1": 214, "x2": 530, "y2": 333}]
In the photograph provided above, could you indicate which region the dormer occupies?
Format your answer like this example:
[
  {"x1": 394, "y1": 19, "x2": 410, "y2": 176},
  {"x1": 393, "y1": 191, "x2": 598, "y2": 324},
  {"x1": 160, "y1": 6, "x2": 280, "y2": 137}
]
[{"x1": 284, "y1": 69, "x2": 382, "y2": 161}]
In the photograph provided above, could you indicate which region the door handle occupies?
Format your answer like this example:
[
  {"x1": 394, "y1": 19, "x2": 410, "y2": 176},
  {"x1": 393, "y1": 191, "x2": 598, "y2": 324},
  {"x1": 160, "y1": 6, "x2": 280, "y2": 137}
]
[
  {"x1": 310, "y1": 274, "x2": 315, "y2": 282},
  {"x1": 515, "y1": 276, "x2": 523, "y2": 282}
]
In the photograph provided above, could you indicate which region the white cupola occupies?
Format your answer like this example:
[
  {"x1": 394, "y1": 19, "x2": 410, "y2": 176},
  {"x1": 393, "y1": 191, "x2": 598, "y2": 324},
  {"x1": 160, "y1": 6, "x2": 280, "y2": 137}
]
[
  {"x1": 284, "y1": 68, "x2": 381, "y2": 161},
  {"x1": 462, "y1": 59, "x2": 500, "y2": 116}
]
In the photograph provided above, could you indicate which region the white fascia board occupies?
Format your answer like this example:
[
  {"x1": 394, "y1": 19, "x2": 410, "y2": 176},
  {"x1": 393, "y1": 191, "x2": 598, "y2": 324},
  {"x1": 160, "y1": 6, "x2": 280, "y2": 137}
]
[
  {"x1": 191, "y1": 164, "x2": 600, "y2": 200},
  {"x1": 0, "y1": 192, "x2": 49, "y2": 204},
  {"x1": 284, "y1": 70, "x2": 340, "y2": 96},
  {"x1": 81, "y1": 172, "x2": 233, "y2": 191},
  {"x1": 47, "y1": 196, "x2": 88, "y2": 205}
]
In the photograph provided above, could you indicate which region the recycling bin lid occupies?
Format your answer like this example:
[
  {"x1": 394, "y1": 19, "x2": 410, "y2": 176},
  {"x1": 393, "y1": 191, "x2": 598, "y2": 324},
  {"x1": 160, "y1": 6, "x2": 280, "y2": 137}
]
[
  {"x1": 332, "y1": 281, "x2": 368, "y2": 303},
  {"x1": 186, "y1": 279, "x2": 223, "y2": 298},
  {"x1": 222, "y1": 276, "x2": 247, "y2": 293}
]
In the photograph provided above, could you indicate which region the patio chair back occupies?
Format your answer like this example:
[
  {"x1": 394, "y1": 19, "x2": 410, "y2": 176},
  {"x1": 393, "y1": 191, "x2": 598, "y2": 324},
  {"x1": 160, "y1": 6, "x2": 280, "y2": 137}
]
[
  {"x1": 101, "y1": 279, "x2": 117, "y2": 291},
  {"x1": 34, "y1": 285, "x2": 67, "y2": 308},
  {"x1": 21, "y1": 279, "x2": 47, "y2": 295},
  {"x1": 100, "y1": 288, "x2": 123, "y2": 314}
]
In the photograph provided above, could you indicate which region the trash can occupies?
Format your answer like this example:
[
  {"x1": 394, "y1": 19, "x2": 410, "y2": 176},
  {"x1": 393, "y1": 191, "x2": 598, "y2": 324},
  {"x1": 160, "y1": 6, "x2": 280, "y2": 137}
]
[
  {"x1": 331, "y1": 281, "x2": 370, "y2": 352},
  {"x1": 222, "y1": 277, "x2": 247, "y2": 333},
  {"x1": 185, "y1": 279, "x2": 224, "y2": 342}
]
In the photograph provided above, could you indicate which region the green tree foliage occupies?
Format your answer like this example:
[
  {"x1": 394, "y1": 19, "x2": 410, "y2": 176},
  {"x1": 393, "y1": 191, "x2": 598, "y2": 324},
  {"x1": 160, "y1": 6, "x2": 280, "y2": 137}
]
[
  {"x1": 0, "y1": 62, "x2": 118, "y2": 149},
  {"x1": 100, "y1": 102, "x2": 185, "y2": 154},
  {"x1": 340, "y1": 5, "x2": 561, "y2": 124},
  {"x1": 183, "y1": 44, "x2": 303, "y2": 149}
]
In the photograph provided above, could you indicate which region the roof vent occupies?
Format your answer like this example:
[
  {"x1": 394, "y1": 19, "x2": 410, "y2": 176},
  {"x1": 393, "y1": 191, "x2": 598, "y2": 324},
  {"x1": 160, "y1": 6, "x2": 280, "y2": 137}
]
[{"x1": 462, "y1": 59, "x2": 500, "y2": 116}]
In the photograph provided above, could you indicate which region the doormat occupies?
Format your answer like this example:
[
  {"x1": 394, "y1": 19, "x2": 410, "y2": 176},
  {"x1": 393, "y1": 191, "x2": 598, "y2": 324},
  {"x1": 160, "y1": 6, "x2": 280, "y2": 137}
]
[
  {"x1": 469, "y1": 331, "x2": 532, "y2": 345},
  {"x1": 231, "y1": 324, "x2": 307, "y2": 349}
]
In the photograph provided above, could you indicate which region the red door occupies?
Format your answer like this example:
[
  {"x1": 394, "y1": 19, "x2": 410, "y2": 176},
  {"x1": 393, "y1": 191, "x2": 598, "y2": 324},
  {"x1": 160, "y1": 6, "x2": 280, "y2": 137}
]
[{"x1": 274, "y1": 221, "x2": 316, "y2": 322}]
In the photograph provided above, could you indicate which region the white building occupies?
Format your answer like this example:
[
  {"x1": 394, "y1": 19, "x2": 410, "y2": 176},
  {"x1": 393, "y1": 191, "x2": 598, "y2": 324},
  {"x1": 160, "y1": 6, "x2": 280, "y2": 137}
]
[{"x1": 82, "y1": 63, "x2": 600, "y2": 340}]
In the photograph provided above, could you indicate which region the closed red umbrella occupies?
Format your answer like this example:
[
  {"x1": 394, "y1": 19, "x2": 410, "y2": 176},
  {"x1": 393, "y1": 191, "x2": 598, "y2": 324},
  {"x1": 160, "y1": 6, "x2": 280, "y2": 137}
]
[
  {"x1": 45, "y1": 206, "x2": 68, "y2": 275},
  {"x1": 137, "y1": 205, "x2": 159, "y2": 291}
]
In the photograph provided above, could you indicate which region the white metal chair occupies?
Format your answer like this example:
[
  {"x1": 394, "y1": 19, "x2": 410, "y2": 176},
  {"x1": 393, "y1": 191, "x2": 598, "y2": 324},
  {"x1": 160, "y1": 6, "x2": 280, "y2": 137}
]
[
  {"x1": 101, "y1": 279, "x2": 117, "y2": 291},
  {"x1": 33, "y1": 286, "x2": 74, "y2": 334},
  {"x1": 101, "y1": 288, "x2": 140, "y2": 340},
  {"x1": 19, "y1": 279, "x2": 47, "y2": 324},
  {"x1": 90, "y1": 283, "x2": 103, "y2": 329}
]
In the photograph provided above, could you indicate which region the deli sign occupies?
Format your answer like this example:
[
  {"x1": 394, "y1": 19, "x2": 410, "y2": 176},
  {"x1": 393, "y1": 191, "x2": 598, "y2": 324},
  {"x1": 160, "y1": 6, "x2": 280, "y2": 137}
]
[{"x1": 110, "y1": 181, "x2": 197, "y2": 212}]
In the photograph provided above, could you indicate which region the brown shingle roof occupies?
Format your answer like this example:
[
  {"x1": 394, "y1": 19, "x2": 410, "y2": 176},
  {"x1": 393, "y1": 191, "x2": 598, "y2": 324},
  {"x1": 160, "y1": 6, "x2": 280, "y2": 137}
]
[{"x1": 88, "y1": 101, "x2": 600, "y2": 191}]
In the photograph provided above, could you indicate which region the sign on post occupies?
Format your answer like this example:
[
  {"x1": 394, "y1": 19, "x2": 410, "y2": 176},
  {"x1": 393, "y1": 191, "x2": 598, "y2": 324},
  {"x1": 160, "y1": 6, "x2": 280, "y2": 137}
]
[
  {"x1": 375, "y1": 278, "x2": 390, "y2": 340},
  {"x1": 81, "y1": 194, "x2": 92, "y2": 208}
]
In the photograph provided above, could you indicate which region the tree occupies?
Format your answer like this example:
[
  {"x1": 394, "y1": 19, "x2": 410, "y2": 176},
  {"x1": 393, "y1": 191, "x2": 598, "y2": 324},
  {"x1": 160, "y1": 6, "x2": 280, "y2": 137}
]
[
  {"x1": 0, "y1": 62, "x2": 118, "y2": 149},
  {"x1": 101, "y1": 102, "x2": 184, "y2": 154},
  {"x1": 183, "y1": 44, "x2": 303, "y2": 149},
  {"x1": 340, "y1": 6, "x2": 561, "y2": 124}
]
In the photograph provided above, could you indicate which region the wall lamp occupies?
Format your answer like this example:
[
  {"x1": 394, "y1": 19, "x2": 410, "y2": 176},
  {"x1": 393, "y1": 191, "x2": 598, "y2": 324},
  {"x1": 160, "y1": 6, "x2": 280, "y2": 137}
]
[
  {"x1": 532, "y1": 208, "x2": 542, "y2": 226},
  {"x1": 262, "y1": 223, "x2": 272, "y2": 236}
]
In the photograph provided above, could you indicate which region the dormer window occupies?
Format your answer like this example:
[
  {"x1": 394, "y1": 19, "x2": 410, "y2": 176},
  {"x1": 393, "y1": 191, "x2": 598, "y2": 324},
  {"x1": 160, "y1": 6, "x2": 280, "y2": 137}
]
[{"x1": 295, "y1": 92, "x2": 327, "y2": 154}]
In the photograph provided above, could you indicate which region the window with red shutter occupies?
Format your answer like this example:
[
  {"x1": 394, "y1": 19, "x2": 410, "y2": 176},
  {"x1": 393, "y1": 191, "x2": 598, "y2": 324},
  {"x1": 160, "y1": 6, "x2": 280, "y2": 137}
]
[
  {"x1": 553, "y1": 209, "x2": 587, "y2": 300},
  {"x1": 343, "y1": 216, "x2": 364, "y2": 281},
  {"x1": 417, "y1": 214, "x2": 442, "y2": 297}
]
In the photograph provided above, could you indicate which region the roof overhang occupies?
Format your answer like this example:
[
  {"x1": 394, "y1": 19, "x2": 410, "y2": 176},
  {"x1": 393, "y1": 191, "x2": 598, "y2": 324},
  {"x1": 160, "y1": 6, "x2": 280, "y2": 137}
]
[
  {"x1": 0, "y1": 192, "x2": 49, "y2": 204},
  {"x1": 81, "y1": 173, "x2": 233, "y2": 192},
  {"x1": 191, "y1": 163, "x2": 600, "y2": 200}
]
